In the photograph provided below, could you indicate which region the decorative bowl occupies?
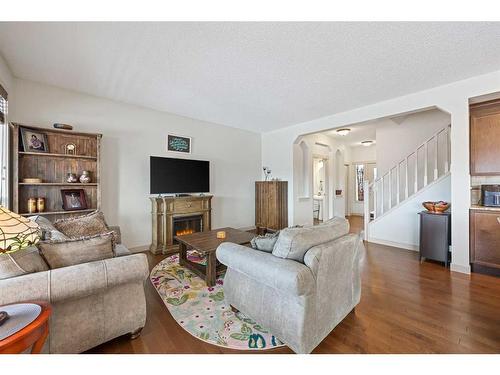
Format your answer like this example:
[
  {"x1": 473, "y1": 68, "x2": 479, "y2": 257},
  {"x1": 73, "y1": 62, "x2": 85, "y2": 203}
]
[
  {"x1": 422, "y1": 201, "x2": 450, "y2": 213},
  {"x1": 434, "y1": 201, "x2": 450, "y2": 213},
  {"x1": 22, "y1": 178, "x2": 42, "y2": 184},
  {"x1": 422, "y1": 201, "x2": 435, "y2": 211}
]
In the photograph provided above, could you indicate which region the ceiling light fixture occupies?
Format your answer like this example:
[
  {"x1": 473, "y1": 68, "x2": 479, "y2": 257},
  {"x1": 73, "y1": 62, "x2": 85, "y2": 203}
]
[
  {"x1": 361, "y1": 140, "x2": 374, "y2": 147},
  {"x1": 336, "y1": 128, "x2": 351, "y2": 136}
]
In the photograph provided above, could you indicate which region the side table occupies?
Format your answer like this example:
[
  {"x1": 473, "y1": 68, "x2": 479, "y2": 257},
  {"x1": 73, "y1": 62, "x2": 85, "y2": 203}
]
[
  {"x1": 0, "y1": 301, "x2": 52, "y2": 354},
  {"x1": 418, "y1": 210, "x2": 451, "y2": 267}
]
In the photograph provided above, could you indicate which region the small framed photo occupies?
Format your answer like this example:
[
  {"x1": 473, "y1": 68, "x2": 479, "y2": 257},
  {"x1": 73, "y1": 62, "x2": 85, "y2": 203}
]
[
  {"x1": 167, "y1": 134, "x2": 191, "y2": 154},
  {"x1": 60, "y1": 189, "x2": 88, "y2": 211},
  {"x1": 20, "y1": 127, "x2": 50, "y2": 153}
]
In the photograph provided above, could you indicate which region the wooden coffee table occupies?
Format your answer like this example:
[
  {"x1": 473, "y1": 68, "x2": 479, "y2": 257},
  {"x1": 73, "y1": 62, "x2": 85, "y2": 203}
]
[{"x1": 175, "y1": 227, "x2": 254, "y2": 287}]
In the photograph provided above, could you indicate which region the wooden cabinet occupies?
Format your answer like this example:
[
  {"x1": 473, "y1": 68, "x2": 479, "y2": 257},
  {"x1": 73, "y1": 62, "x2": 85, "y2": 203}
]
[
  {"x1": 470, "y1": 100, "x2": 500, "y2": 175},
  {"x1": 470, "y1": 209, "x2": 500, "y2": 276},
  {"x1": 255, "y1": 181, "x2": 288, "y2": 233}
]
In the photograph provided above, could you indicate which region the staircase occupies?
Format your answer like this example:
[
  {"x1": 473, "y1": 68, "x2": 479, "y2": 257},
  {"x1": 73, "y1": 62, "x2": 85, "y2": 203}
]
[{"x1": 363, "y1": 124, "x2": 451, "y2": 241}]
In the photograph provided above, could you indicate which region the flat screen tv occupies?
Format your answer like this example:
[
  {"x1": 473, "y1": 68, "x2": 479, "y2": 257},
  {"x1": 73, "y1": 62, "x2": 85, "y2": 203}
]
[{"x1": 150, "y1": 156, "x2": 210, "y2": 194}]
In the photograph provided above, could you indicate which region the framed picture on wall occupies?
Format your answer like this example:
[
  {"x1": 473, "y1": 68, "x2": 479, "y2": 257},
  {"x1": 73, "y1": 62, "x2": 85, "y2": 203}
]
[
  {"x1": 20, "y1": 127, "x2": 49, "y2": 153},
  {"x1": 167, "y1": 134, "x2": 191, "y2": 154}
]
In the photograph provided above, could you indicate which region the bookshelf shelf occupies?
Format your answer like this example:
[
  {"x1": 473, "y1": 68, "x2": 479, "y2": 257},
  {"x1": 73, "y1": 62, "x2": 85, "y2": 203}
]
[
  {"x1": 19, "y1": 151, "x2": 98, "y2": 160},
  {"x1": 20, "y1": 209, "x2": 96, "y2": 217},
  {"x1": 19, "y1": 183, "x2": 98, "y2": 186}
]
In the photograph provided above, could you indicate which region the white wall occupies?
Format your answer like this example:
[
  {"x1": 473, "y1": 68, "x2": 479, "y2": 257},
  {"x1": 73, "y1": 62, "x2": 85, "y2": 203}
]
[
  {"x1": 10, "y1": 79, "x2": 262, "y2": 248},
  {"x1": 0, "y1": 54, "x2": 14, "y2": 92},
  {"x1": 347, "y1": 144, "x2": 376, "y2": 164},
  {"x1": 369, "y1": 174, "x2": 451, "y2": 250},
  {"x1": 262, "y1": 69, "x2": 500, "y2": 275},
  {"x1": 376, "y1": 109, "x2": 450, "y2": 176}
]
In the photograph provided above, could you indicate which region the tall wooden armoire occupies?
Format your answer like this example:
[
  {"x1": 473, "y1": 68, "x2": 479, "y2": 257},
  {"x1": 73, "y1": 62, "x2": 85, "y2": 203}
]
[{"x1": 255, "y1": 181, "x2": 288, "y2": 234}]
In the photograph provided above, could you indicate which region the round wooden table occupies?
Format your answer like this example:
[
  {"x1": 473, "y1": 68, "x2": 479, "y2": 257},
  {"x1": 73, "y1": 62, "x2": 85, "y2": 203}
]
[{"x1": 0, "y1": 301, "x2": 52, "y2": 354}]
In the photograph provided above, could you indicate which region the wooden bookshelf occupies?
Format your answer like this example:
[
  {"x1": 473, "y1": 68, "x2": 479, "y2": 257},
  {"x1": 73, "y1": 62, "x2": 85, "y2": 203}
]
[{"x1": 10, "y1": 123, "x2": 102, "y2": 222}]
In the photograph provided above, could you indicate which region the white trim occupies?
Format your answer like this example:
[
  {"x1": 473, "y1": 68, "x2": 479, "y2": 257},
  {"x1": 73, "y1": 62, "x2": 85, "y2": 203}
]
[
  {"x1": 237, "y1": 226, "x2": 256, "y2": 232},
  {"x1": 129, "y1": 245, "x2": 150, "y2": 253},
  {"x1": 367, "y1": 237, "x2": 419, "y2": 252},
  {"x1": 450, "y1": 263, "x2": 471, "y2": 275}
]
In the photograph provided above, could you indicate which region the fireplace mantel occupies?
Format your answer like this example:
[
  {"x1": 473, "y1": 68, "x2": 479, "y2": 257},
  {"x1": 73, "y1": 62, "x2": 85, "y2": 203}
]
[{"x1": 149, "y1": 195, "x2": 212, "y2": 255}]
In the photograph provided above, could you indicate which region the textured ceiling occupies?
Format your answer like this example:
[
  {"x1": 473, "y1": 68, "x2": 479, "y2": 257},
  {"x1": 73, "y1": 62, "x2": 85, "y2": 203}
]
[
  {"x1": 1, "y1": 22, "x2": 500, "y2": 133},
  {"x1": 326, "y1": 122, "x2": 378, "y2": 147}
]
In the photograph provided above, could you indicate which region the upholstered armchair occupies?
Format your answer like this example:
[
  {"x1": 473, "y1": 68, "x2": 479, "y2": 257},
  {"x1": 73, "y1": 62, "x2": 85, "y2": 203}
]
[{"x1": 216, "y1": 217, "x2": 364, "y2": 354}]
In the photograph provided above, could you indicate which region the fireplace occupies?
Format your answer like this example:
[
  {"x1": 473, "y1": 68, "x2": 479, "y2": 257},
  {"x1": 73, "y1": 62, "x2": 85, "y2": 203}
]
[
  {"x1": 149, "y1": 195, "x2": 212, "y2": 255},
  {"x1": 173, "y1": 215, "x2": 203, "y2": 243}
]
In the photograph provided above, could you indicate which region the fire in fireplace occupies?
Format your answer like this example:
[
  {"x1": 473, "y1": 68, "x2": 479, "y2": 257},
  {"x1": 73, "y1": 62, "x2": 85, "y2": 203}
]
[
  {"x1": 176, "y1": 228, "x2": 194, "y2": 236},
  {"x1": 173, "y1": 215, "x2": 203, "y2": 243}
]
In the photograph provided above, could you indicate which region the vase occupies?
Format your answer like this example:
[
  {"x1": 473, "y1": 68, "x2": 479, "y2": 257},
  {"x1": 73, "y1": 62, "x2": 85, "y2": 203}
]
[
  {"x1": 66, "y1": 173, "x2": 78, "y2": 183},
  {"x1": 79, "y1": 171, "x2": 91, "y2": 183},
  {"x1": 27, "y1": 197, "x2": 37, "y2": 214},
  {"x1": 36, "y1": 197, "x2": 45, "y2": 212}
]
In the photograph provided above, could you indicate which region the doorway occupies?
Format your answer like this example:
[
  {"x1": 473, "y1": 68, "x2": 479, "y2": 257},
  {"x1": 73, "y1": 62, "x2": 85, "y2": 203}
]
[{"x1": 313, "y1": 156, "x2": 329, "y2": 224}]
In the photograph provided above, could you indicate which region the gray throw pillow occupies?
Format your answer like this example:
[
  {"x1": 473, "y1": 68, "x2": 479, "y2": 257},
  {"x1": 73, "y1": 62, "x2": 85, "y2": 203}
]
[
  {"x1": 272, "y1": 217, "x2": 350, "y2": 262},
  {"x1": 39, "y1": 232, "x2": 115, "y2": 269},
  {"x1": 250, "y1": 231, "x2": 280, "y2": 252},
  {"x1": 29, "y1": 215, "x2": 68, "y2": 241},
  {"x1": 0, "y1": 246, "x2": 49, "y2": 280}
]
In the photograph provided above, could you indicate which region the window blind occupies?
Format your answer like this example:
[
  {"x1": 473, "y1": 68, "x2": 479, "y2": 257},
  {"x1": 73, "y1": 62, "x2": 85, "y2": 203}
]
[{"x1": 0, "y1": 84, "x2": 7, "y2": 124}]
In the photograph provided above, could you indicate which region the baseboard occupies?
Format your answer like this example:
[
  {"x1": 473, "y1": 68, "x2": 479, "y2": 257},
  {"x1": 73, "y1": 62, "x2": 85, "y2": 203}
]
[
  {"x1": 129, "y1": 245, "x2": 150, "y2": 253},
  {"x1": 237, "y1": 226, "x2": 256, "y2": 232},
  {"x1": 367, "y1": 237, "x2": 418, "y2": 252},
  {"x1": 450, "y1": 263, "x2": 471, "y2": 275}
]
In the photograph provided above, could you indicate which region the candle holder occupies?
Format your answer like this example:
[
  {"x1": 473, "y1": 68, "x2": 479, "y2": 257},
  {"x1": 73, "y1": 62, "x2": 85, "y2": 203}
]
[{"x1": 216, "y1": 231, "x2": 226, "y2": 239}]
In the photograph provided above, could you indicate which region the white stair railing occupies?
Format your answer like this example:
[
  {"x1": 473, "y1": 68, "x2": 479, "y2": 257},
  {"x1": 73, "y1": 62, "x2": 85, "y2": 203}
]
[{"x1": 363, "y1": 124, "x2": 451, "y2": 239}]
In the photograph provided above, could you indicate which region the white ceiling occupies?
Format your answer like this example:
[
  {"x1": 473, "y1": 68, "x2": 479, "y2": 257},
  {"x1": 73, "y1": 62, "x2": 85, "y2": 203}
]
[
  {"x1": 1, "y1": 22, "x2": 500, "y2": 133},
  {"x1": 325, "y1": 121, "x2": 378, "y2": 147}
]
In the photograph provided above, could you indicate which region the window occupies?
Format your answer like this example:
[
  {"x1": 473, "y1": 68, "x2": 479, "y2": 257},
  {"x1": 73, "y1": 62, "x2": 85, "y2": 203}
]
[
  {"x1": 0, "y1": 84, "x2": 8, "y2": 207},
  {"x1": 355, "y1": 164, "x2": 365, "y2": 201}
]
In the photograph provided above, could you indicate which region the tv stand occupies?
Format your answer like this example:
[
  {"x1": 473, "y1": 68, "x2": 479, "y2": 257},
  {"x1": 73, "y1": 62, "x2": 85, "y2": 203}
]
[
  {"x1": 149, "y1": 195, "x2": 212, "y2": 255},
  {"x1": 175, "y1": 193, "x2": 192, "y2": 197}
]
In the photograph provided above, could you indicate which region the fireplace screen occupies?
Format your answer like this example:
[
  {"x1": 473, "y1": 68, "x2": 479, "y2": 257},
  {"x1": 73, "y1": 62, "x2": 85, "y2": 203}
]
[{"x1": 173, "y1": 215, "x2": 203, "y2": 243}]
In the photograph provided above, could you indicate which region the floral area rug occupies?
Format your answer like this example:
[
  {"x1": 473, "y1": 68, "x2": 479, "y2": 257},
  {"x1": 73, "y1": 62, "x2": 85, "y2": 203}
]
[{"x1": 150, "y1": 252, "x2": 284, "y2": 350}]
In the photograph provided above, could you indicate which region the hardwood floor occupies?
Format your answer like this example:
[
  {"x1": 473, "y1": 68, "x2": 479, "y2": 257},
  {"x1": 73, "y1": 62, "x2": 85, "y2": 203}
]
[{"x1": 88, "y1": 216, "x2": 500, "y2": 354}]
